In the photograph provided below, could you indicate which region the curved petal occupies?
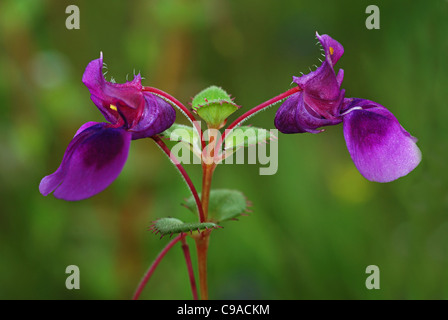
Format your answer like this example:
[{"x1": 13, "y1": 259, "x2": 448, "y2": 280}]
[
  {"x1": 336, "y1": 69, "x2": 344, "y2": 87},
  {"x1": 129, "y1": 92, "x2": 176, "y2": 140},
  {"x1": 274, "y1": 92, "x2": 342, "y2": 134},
  {"x1": 293, "y1": 62, "x2": 342, "y2": 106},
  {"x1": 82, "y1": 53, "x2": 145, "y2": 128},
  {"x1": 39, "y1": 123, "x2": 131, "y2": 200},
  {"x1": 73, "y1": 121, "x2": 100, "y2": 137},
  {"x1": 274, "y1": 93, "x2": 304, "y2": 133},
  {"x1": 292, "y1": 33, "x2": 345, "y2": 119},
  {"x1": 342, "y1": 99, "x2": 421, "y2": 182},
  {"x1": 316, "y1": 32, "x2": 344, "y2": 66}
]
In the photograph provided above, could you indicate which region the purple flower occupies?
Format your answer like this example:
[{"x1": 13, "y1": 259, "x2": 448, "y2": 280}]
[
  {"x1": 39, "y1": 54, "x2": 176, "y2": 200},
  {"x1": 275, "y1": 33, "x2": 421, "y2": 182},
  {"x1": 341, "y1": 98, "x2": 421, "y2": 182},
  {"x1": 275, "y1": 32, "x2": 345, "y2": 134}
]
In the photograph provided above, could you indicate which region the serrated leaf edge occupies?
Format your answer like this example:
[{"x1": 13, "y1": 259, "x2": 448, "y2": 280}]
[
  {"x1": 192, "y1": 99, "x2": 241, "y2": 112},
  {"x1": 148, "y1": 218, "x2": 222, "y2": 239}
]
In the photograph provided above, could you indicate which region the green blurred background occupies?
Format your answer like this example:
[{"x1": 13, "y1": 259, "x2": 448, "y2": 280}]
[{"x1": 0, "y1": 0, "x2": 446, "y2": 299}]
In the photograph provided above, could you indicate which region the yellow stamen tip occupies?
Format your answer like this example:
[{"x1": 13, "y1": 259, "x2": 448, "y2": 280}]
[
  {"x1": 329, "y1": 47, "x2": 334, "y2": 55},
  {"x1": 110, "y1": 105, "x2": 117, "y2": 111}
]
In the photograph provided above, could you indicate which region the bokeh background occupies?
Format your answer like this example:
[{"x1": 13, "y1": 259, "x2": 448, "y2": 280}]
[{"x1": 0, "y1": 0, "x2": 446, "y2": 299}]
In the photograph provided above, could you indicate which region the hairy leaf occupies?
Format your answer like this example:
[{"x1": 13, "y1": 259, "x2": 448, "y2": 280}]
[
  {"x1": 192, "y1": 86, "x2": 240, "y2": 128},
  {"x1": 224, "y1": 126, "x2": 276, "y2": 150},
  {"x1": 149, "y1": 217, "x2": 219, "y2": 237},
  {"x1": 183, "y1": 189, "x2": 250, "y2": 223},
  {"x1": 160, "y1": 123, "x2": 201, "y2": 154}
]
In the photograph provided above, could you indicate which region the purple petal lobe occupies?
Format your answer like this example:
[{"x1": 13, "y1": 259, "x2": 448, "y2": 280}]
[
  {"x1": 274, "y1": 92, "x2": 342, "y2": 134},
  {"x1": 74, "y1": 121, "x2": 100, "y2": 137},
  {"x1": 342, "y1": 99, "x2": 421, "y2": 182},
  {"x1": 292, "y1": 34, "x2": 345, "y2": 119},
  {"x1": 274, "y1": 93, "x2": 305, "y2": 134},
  {"x1": 316, "y1": 32, "x2": 344, "y2": 66},
  {"x1": 336, "y1": 69, "x2": 344, "y2": 87},
  {"x1": 39, "y1": 123, "x2": 131, "y2": 200},
  {"x1": 130, "y1": 92, "x2": 176, "y2": 140},
  {"x1": 82, "y1": 54, "x2": 145, "y2": 128}
]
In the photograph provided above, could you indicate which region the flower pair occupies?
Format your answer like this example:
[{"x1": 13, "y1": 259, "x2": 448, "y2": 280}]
[
  {"x1": 274, "y1": 33, "x2": 421, "y2": 182},
  {"x1": 39, "y1": 54, "x2": 176, "y2": 200}
]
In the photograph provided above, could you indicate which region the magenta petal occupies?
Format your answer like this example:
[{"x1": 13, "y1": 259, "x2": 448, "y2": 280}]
[
  {"x1": 316, "y1": 32, "x2": 344, "y2": 66},
  {"x1": 82, "y1": 54, "x2": 145, "y2": 128},
  {"x1": 274, "y1": 92, "x2": 342, "y2": 134},
  {"x1": 342, "y1": 101, "x2": 421, "y2": 182},
  {"x1": 129, "y1": 92, "x2": 176, "y2": 140},
  {"x1": 336, "y1": 69, "x2": 344, "y2": 87},
  {"x1": 39, "y1": 123, "x2": 131, "y2": 200},
  {"x1": 292, "y1": 34, "x2": 345, "y2": 119},
  {"x1": 274, "y1": 93, "x2": 305, "y2": 133},
  {"x1": 74, "y1": 121, "x2": 100, "y2": 137},
  {"x1": 293, "y1": 61, "x2": 342, "y2": 105}
]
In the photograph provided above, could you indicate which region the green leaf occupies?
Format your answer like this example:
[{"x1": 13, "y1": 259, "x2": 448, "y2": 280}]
[
  {"x1": 192, "y1": 86, "x2": 240, "y2": 128},
  {"x1": 224, "y1": 126, "x2": 275, "y2": 150},
  {"x1": 160, "y1": 123, "x2": 199, "y2": 145},
  {"x1": 149, "y1": 218, "x2": 219, "y2": 238},
  {"x1": 183, "y1": 189, "x2": 250, "y2": 223},
  {"x1": 160, "y1": 123, "x2": 201, "y2": 154}
]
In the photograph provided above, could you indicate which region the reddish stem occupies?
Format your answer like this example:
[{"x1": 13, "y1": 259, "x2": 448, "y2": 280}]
[
  {"x1": 226, "y1": 86, "x2": 299, "y2": 137},
  {"x1": 143, "y1": 86, "x2": 205, "y2": 150},
  {"x1": 194, "y1": 131, "x2": 218, "y2": 300},
  {"x1": 152, "y1": 136, "x2": 205, "y2": 223},
  {"x1": 195, "y1": 231, "x2": 210, "y2": 300},
  {"x1": 133, "y1": 234, "x2": 184, "y2": 300},
  {"x1": 143, "y1": 87, "x2": 300, "y2": 300},
  {"x1": 215, "y1": 87, "x2": 300, "y2": 157},
  {"x1": 195, "y1": 165, "x2": 214, "y2": 299},
  {"x1": 181, "y1": 237, "x2": 198, "y2": 300}
]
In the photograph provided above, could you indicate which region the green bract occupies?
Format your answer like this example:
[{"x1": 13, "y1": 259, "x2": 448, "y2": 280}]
[
  {"x1": 183, "y1": 189, "x2": 249, "y2": 223},
  {"x1": 224, "y1": 126, "x2": 275, "y2": 150},
  {"x1": 192, "y1": 86, "x2": 240, "y2": 128},
  {"x1": 160, "y1": 123, "x2": 201, "y2": 154}
]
